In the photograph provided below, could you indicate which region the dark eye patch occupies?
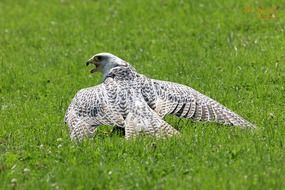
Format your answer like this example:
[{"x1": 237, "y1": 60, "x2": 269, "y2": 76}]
[{"x1": 96, "y1": 55, "x2": 103, "y2": 61}]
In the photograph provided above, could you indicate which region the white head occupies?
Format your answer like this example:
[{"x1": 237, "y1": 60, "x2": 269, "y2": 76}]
[{"x1": 86, "y1": 52, "x2": 129, "y2": 78}]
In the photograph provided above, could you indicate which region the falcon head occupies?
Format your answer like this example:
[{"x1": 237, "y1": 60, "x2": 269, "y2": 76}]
[{"x1": 86, "y1": 53, "x2": 129, "y2": 77}]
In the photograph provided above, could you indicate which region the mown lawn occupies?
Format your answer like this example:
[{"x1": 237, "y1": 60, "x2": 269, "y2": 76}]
[{"x1": 1, "y1": 0, "x2": 285, "y2": 189}]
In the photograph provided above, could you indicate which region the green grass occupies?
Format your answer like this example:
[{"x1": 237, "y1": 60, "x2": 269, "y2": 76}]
[{"x1": 1, "y1": 0, "x2": 285, "y2": 189}]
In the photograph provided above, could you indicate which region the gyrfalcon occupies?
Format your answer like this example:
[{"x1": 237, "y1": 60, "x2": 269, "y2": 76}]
[{"x1": 65, "y1": 53, "x2": 255, "y2": 141}]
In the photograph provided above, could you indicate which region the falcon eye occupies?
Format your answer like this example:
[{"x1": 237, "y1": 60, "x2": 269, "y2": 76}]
[{"x1": 95, "y1": 55, "x2": 103, "y2": 61}]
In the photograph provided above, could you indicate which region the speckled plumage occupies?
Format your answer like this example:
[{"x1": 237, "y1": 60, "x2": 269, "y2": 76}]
[{"x1": 65, "y1": 53, "x2": 255, "y2": 141}]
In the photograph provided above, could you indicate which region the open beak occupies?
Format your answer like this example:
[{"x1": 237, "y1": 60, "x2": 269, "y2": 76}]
[
  {"x1": 86, "y1": 59, "x2": 95, "y2": 66},
  {"x1": 86, "y1": 60, "x2": 99, "y2": 73}
]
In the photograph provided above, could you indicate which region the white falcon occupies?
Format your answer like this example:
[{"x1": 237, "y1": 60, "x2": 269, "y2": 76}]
[{"x1": 65, "y1": 53, "x2": 255, "y2": 141}]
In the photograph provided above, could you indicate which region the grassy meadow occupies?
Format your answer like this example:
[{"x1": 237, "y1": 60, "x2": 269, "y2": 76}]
[{"x1": 1, "y1": 0, "x2": 285, "y2": 189}]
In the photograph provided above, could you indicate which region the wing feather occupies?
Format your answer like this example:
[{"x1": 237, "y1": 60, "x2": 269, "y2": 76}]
[
  {"x1": 65, "y1": 83, "x2": 125, "y2": 141},
  {"x1": 145, "y1": 79, "x2": 255, "y2": 128}
]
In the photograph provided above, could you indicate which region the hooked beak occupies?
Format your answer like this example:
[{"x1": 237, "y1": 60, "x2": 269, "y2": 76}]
[
  {"x1": 86, "y1": 59, "x2": 99, "y2": 73},
  {"x1": 86, "y1": 59, "x2": 93, "y2": 66}
]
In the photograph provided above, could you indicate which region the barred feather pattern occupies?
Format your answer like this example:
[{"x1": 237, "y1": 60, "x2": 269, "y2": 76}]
[
  {"x1": 65, "y1": 53, "x2": 255, "y2": 141},
  {"x1": 142, "y1": 80, "x2": 255, "y2": 128},
  {"x1": 65, "y1": 66, "x2": 179, "y2": 141}
]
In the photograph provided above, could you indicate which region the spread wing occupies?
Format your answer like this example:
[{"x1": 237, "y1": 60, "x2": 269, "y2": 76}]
[
  {"x1": 124, "y1": 98, "x2": 179, "y2": 139},
  {"x1": 146, "y1": 79, "x2": 255, "y2": 128},
  {"x1": 64, "y1": 83, "x2": 125, "y2": 141}
]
